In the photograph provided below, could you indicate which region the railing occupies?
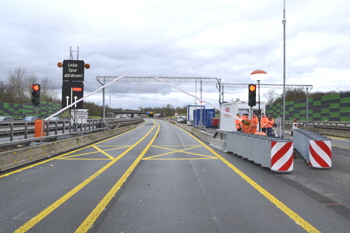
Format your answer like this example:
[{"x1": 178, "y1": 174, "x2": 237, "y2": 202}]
[{"x1": 0, "y1": 118, "x2": 144, "y2": 142}]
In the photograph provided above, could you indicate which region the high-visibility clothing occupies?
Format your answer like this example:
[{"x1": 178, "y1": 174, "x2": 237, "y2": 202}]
[
  {"x1": 241, "y1": 119, "x2": 251, "y2": 133},
  {"x1": 267, "y1": 118, "x2": 274, "y2": 128},
  {"x1": 251, "y1": 116, "x2": 259, "y2": 134},
  {"x1": 261, "y1": 116, "x2": 268, "y2": 128}
]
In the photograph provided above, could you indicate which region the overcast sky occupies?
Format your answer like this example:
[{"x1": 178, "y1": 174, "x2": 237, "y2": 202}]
[{"x1": 1, "y1": 0, "x2": 349, "y2": 110}]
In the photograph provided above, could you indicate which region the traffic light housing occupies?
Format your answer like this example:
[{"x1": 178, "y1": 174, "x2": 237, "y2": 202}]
[
  {"x1": 31, "y1": 84, "x2": 41, "y2": 106},
  {"x1": 248, "y1": 84, "x2": 257, "y2": 107}
]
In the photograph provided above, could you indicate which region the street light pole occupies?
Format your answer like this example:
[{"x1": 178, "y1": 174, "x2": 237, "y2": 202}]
[
  {"x1": 282, "y1": 0, "x2": 287, "y2": 138},
  {"x1": 250, "y1": 70, "x2": 267, "y2": 132},
  {"x1": 257, "y1": 79, "x2": 261, "y2": 131}
]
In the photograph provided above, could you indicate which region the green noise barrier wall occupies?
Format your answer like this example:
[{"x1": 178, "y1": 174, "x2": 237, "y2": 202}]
[
  {"x1": 0, "y1": 102, "x2": 61, "y2": 120},
  {"x1": 266, "y1": 92, "x2": 350, "y2": 122}
]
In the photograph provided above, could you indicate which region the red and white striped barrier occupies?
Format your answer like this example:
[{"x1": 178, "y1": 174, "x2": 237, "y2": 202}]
[
  {"x1": 309, "y1": 140, "x2": 332, "y2": 168},
  {"x1": 271, "y1": 141, "x2": 294, "y2": 172}
]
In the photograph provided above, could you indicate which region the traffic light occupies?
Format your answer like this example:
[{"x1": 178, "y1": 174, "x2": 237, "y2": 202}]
[
  {"x1": 31, "y1": 84, "x2": 41, "y2": 106},
  {"x1": 248, "y1": 84, "x2": 257, "y2": 107}
]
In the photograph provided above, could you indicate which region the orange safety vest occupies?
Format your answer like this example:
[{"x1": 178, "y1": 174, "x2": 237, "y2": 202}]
[
  {"x1": 242, "y1": 118, "x2": 252, "y2": 133},
  {"x1": 267, "y1": 118, "x2": 274, "y2": 128},
  {"x1": 251, "y1": 116, "x2": 258, "y2": 134},
  {"x1": 261, "y1": 116, "x2": 268, "y2": 128}
]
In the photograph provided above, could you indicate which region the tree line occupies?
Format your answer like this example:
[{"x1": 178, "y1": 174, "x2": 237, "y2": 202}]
[
  {"x1": 3, "y1": 68, "x2": 345, "y2": 117},
  {"x1": 263, "y1": 88, "x2": 350, "y2": 106},
  {"x1": 0, "y1": 68, "x2": 187, "y2": 117}
]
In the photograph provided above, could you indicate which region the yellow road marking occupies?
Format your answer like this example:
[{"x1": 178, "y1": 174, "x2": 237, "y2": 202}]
[
  {"x1": 179, "y1": 126, "x2": 321, "y2": 233},
  {"x1": 145, "y1": 158, "x2": 217, "y2": 160},
  {"x1": 327, "y1": 136, "x2": 347, "y2": 140},
  {"x1": 13, "y1": 121, "x2": 153, "y2": 233},
  {"x1": 143, "y1": 145, "x2": 217, "y2": 160},
  {"x1": 60, "y1": 145, "x2": 131, "y2": 159},
  {"x1": 333, "y1": 145, "x2": 350, "y2": 149},
  {"x1": 92, "y1": 145, "x2": 114, "y2": 159},
  {"x1": 0, "y1": 122, "x2": 146, "y2": 179},
  {"x1": 74, "y1": 121, "x2": 160, "y2": 232}
]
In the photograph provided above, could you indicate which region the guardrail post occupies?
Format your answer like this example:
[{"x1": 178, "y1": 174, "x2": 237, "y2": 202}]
[{"x1": 10, "y1": 122, "x2": 14, "y2": 141}]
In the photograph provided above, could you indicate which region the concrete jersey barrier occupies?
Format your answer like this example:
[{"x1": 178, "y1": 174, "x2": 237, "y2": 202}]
[
  {"x1": 174, "y1": 121, "x2": 293, "y2": 172},
  {"x1": 293, "y1": 128, "x2": 332, "y2": 168},
  {"x1": 226, "y1": 132, "x2": 294, "y2": 172}
]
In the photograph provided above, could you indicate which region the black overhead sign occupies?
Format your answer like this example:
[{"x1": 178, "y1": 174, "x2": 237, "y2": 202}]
[
  {"x1": 63, "y1": 60, "x2": 85, "y2": 81},
  {"x1": 62, "y1": 81, "x2": 84, "y2": 109}
]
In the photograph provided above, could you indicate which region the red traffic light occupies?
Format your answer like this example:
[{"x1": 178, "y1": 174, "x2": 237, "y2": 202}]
[
  {"x1": 249, "y1": 84, "x2": 256, "y2": 92},
  {"x1": 32, "y1": 84, "x2": 40, "y2": 91}
]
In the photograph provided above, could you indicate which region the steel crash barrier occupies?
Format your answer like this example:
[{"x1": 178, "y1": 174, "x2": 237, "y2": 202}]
[
  {"x1": 226, "y1": 132, "x2": 294, "y2": 172},
  {"x1": 293, "y1": 128, "x2": 332, "y2": 168}
]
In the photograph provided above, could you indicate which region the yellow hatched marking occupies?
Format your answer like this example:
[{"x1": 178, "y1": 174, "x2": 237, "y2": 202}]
[
  {"x1": 13, "y1": 120, "x2": 155, "y2": 233},
  {"x1": 92, "y1": 146, "x2": 114, "y2": 160},
  {"x1": 74, "y1": 120, "x2": 160, "y2": 232},
  {"x1": 0, "y1": 122, "x2": 146, "y2": 179},
  {"x1": 146, "y1": 158, "x2": 217, "y2": 160},
  {"x1": 58, "y1": 158, "x2": 111, "y2": 161},
  {"x1": 58, "y1": 145, "x2": 131, "y2": 160},
  {"x1": 143, "y1": 145, "x2": 217, "y2": 160}
]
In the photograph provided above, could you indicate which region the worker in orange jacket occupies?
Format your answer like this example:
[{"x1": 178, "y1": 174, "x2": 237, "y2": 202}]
[
  {"x1": 235, "y1": 113, "x2": 242, "y2": 132},
  {"x1": 251, "y1": 114, "x2": 259, "y2": 134},
  {"x1": 241, "y1": 113, "x2": 251, "y2": 133},
  {"x1": 261, "y1": 113, "x2": 268, "y2": 133},
  {"x1": 266, "y1": 114, "x2": 274, "y2": 137}
]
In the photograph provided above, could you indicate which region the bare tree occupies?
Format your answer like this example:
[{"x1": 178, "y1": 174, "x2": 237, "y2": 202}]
[
  {"x1": 7, "y1": 68, "x2": 28, "y2": 103},
  {"x1": 40, "y1": 77, "x2": 58, "y2": 103},
  {"x1": 0, "y1": 80, "x2": 8, "y2": 102},
  {"x1": 263, "y1": 89, "x2": 279, "y2": 105}
]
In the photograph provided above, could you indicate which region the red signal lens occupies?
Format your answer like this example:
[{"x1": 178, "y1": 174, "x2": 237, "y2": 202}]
[
  {"x1": 249, "y1": 85, "x2": 256, "y2": 92},
  {"x1": 32, "y1": 84, "x2": 40, "y2": 91},
  {"x1": 72, "y1": 87, "x2": 82, "y2": 91}
]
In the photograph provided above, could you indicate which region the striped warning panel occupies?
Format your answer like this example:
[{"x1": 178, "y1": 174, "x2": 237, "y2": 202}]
[
  {"x1": 270, "y1": 141, "x2": 294, "y2": 172},
  {"x1": 309, "y1": 140, "x2": 332, "y2": 168}
]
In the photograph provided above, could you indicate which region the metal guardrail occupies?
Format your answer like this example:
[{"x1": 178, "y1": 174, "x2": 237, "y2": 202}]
[
  {"x1": 293, "y1": 128, "x2": 332, "y2": 168},
  {"x1": 0, "y1": 118, "x2": 142, "y2": 142}
]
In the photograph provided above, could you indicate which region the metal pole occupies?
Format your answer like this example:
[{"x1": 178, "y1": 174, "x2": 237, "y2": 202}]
[
  {"x1": 282, "y1": 0, "x2": 287, "y2": 138},
  {"x1": 102, "y1": 77, "x2": 106, "y2": 120},
  {"x1": 258, "y1": 80, "x2": 261, "y2": 131},
  {"x1": 306, "y1": 86, "x2": 309, "y2": 122},
  {"x1": 200, "y1": 79, "x2": 203, "y2": 127}
]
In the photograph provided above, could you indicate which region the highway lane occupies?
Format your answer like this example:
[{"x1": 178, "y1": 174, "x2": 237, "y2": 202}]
[{"x1": 1, "y1": 119, "x2": 350, "y2": 232}]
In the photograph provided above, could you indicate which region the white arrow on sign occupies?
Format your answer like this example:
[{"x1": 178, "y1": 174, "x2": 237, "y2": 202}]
[
  {"x1": 74, "y1": 96, "x2": 78, "y2": 107},
  {"x1": 66, "y1": 96, "x2": 70, "y2": 107}
]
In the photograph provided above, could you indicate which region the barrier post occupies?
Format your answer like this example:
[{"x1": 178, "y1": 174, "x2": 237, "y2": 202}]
[{"x1": 34, "y1": 119, "x2": 45, "y2": 138}]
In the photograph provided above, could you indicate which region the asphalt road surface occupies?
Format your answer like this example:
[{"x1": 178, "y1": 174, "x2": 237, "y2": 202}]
[{"x1": 1, "y1": 119, "x2": 350, "y2": 233}]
